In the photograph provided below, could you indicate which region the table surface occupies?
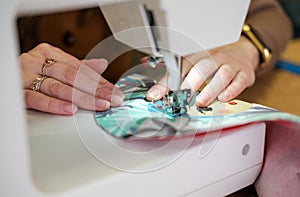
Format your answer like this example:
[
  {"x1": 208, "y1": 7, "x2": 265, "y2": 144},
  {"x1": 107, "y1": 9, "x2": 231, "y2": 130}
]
[{"x1": 238, "y1": 38, "x2": 300, "y2": 116}]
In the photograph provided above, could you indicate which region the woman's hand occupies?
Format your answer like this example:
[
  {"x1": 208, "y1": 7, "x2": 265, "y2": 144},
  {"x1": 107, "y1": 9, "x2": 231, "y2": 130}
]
[
  {"x1": 21, "y1": 43, "x2": 124, "y2": 115},
  {"x1": 146, "y1": 36, "x2": 260, "y2": 106}
]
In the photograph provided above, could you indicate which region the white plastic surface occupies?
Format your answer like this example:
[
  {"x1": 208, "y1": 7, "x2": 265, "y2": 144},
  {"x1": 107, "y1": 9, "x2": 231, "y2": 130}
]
[
  {"x1": 27, "y1": 109, "x2": 265, "y2": 196},
  {"x1": 100, "y1": 0, "x2": 251, "y2": 56}
]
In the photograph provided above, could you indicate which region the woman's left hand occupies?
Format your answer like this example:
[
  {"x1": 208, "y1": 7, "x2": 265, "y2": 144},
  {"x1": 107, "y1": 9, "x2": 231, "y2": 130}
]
[{"x1": 21, "y1": 43, "x2": 124, "y2": 115}]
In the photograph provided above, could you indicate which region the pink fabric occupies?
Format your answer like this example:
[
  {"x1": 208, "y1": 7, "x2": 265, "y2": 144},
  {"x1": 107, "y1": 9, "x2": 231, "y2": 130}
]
[{"x1": 255, "y1": 122, "x2": 300, "y2": 197}]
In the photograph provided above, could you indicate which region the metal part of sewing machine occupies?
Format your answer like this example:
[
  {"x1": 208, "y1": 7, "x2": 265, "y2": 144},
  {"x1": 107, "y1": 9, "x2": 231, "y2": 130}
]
[
  {"x1": 146, "y1": 54, "x2": 192, "y2": 116},
  {"x1": 101, "y1": 2, "x2": 192, "y2": 116},
  {"x1": 150, "y1": 88, "x2": 192, "y2": 116}
]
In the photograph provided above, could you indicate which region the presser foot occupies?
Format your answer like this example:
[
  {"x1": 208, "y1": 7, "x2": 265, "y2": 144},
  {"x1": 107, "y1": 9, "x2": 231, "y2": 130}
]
[{"x1": 150, "y1": 89, "x2": 192, "y2": 117}]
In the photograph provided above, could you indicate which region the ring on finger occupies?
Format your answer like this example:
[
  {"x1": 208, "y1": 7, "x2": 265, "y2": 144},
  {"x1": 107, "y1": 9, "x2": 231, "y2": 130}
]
[
  {"x1": 41, "y1": 58, "x2": 56, "y2": 76},
  {"x1": 30, "y1": 76, "x2": 47, "y2": 92}
]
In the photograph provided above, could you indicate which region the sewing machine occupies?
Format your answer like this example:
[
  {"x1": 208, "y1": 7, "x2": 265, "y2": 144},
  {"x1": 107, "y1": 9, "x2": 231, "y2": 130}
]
[
  {"x1": 0, "y1": 0, "x2": 266, "y2": 196},
  {"x1": 100, "y1": 0, "x2": 250, "y2": 115}
]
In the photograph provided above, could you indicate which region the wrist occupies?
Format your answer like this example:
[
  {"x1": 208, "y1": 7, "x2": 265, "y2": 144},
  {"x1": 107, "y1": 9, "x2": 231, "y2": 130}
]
[
  {"x1": 241, "y1": 24, "x2": 272, "y2": 70},
  {"x1": 240, "y1": 35, "x2": 260, "y2": 70}
]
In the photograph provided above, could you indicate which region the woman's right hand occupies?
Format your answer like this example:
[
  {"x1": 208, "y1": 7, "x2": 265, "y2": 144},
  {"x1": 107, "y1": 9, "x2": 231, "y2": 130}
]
[
  {"x1": 20, "y1": 43, "x2": 124, "y2": 115},
  {"x1": 146, "y1": 36, "x2": 259, "y2": 106}
]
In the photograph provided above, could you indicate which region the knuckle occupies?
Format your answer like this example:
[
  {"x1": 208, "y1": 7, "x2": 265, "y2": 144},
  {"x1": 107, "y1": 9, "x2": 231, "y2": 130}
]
[
  {"x1": 80, "y1": 94, "x2": 93, "y2": 106},
  {"x1": 98, "y1": 78, "x2": 109, "y2": 86},
  {"x1": 194, "y1": 58, "x2": 218, "y2": 76},
  {"x1": 73, "y1": 61, "x2": 81, "y2": 70},
  {"x1": 19, "y1": 53, "x2": 34, "y2": 69},
  {"x1": 19, "y1": 53, "x2": 30, "y2": 62},
  {"x1": 48, "y1": 81, "x2": 68, "y2": 97},
  {"x1": 211, "y1": 50, "x2": 226, "y2": 62},
  {"x1": 64, "y1": 67, "x2": 77, "y2": 82},
  {"x1": 45, "y1": 99, "x2": 57, "y2": 112},
  {"x1": 230, "y1": 83, "x2": 239, "y2": 94},
  {"x1": 74, "y1": 92, "x2": 95, "y2": 109},
  {"x1": 238, "y1": 74, "x2": 248, "y2": 86},
  {"x1": 34, "y1": 43, "x2": 58, "y2": 58},
  {"x1": 36, "y1": 43, "x2": 51, "y2": 51},
  {"x1": 96, "y1": 87, "x2": 111, "y2": 100},
  {"x1": 219, "y1": 65, "x2": 234, "y2": 80}
]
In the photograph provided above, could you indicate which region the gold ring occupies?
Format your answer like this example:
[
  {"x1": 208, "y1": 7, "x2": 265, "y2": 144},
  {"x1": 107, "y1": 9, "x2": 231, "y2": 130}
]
[
  {"x1": 30, "y1": 76, "x2": 47, "y2": 91},
  {"x1": 41, "y1": 58, "x2": 56, "y2": 76}
]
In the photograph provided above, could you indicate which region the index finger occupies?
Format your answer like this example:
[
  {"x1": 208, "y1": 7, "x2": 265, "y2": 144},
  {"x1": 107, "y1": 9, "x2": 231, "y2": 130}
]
[
  {"x1": 146, "y1": 73, "x2": 169, "y2": 101},
  {"x1": 180, "y1": 57, "x2": 219, "y2": 95}
]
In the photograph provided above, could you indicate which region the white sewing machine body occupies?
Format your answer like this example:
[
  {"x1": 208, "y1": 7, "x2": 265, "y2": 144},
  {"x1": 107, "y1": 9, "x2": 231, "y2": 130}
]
[
  {"x1": 0, "y1": 0, "x2": 265, "y2": 196},
  {"x1": 26, "y1": 110, "x2": 265, "y2": 196}
]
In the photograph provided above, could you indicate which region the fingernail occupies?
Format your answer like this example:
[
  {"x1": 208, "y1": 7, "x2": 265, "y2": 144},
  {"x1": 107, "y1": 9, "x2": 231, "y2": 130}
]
[
  {"x1": 147, "y1": 88, "x2": 159, "y2": 100},
  {"x1": 96, "y1": 99, "x2": 110, "y2": 110},
  {"x1": 218, "y1": 91, "x2": 227, "y2": 101},
  {"x1": 113, "y1": 87, "x2": 124, "y2": 97},
  {"x1": 64, "y1": 104, "x2": 77, "y2": 114},
  {"x1": 196, "y1": 92, "x2": 210, "y2": 106},
  {"x1": 111, "y1": 94, "x2": 124, "y2": 106}
]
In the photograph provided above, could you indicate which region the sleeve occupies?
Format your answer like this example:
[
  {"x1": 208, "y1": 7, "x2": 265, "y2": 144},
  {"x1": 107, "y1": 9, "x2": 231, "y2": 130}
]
[{"x1": 245, "y1": 0, "x2": 293, "y2": 75}]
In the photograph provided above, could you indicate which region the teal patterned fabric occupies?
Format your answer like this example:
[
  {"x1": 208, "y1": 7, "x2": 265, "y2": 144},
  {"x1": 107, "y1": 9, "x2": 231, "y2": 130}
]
[{"x1": 95, "y1": 74, "x2": 300, "y2": 139}]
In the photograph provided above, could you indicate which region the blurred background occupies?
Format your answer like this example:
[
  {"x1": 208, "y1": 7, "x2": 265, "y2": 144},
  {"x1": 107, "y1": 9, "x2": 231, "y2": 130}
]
[{"x1": 17, "y1": 6, "x2": 145, "y2": 83}]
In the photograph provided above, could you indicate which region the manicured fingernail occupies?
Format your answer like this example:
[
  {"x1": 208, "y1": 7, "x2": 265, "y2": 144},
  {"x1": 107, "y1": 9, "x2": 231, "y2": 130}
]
[
  {"x1": 64, "y1": 104, "x2": 77, "y2": 114},
  {"x1": 147, "y1": 88, "x2": 159, "y2": 100},
  {"x1": 113, "y1": 87, "x2": 124, "y2": 97},
  {"x1": 96, "y1": 99, "x2": 110, "y2": 110},
  {"x1": 218, "y1": 91, "x2": 227, "y2": 101},
  {"x1": 196, "y1": 92, "x2": 210, "y2": 106},
  {"x1": 111, "y1": 94, "x2": 124, "y2": 106}
]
